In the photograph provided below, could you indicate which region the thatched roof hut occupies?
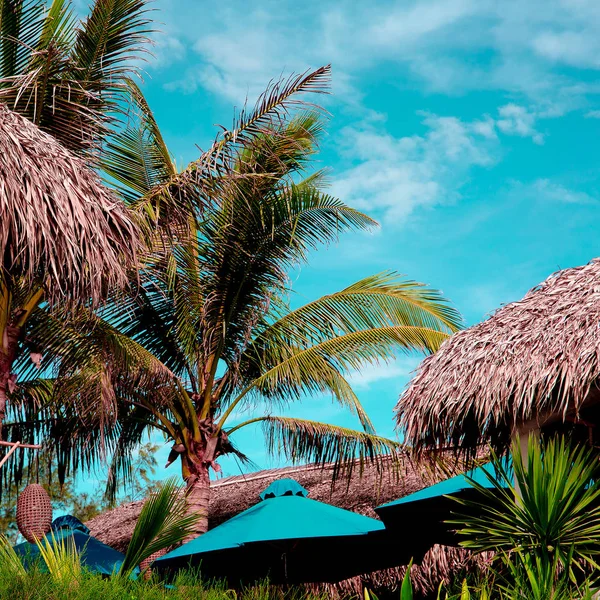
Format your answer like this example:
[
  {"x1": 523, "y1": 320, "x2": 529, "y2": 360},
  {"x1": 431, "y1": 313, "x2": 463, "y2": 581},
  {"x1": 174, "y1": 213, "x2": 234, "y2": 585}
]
[
  {"x1": 0, "y1": 103, "x2": 139, "y2": 303},
  {"x1": 396, "y1": 258, "x2": 600, "y2": 455}
]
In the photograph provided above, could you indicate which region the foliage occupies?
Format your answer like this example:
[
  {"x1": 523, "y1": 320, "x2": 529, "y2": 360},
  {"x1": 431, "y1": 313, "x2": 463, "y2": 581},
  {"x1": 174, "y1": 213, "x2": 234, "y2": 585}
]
[
  {"x1": 17, "y1": 67, "x2": 463, "y2": 517},
  {"x1": 452, "y1": 435, "x2": 600, "y2": 578},
  {"x1": 0, "y1": 560, "x2": 331, "y2": 600},
  {"x1": 0, "y1": 442, "x2": 160, "y2": 543},
  {"x1": 447, "y1": 435, "x2": 600, "y2": 598},
  {"x1": 35, "y1": 530, "x2": 81, "y2": 585},
  {"x1": 0, "y1": 0, "x2": 152, "y2": 158},
  {"x1": 120, "y1": 477, "x2": 200, "y2": 577}
]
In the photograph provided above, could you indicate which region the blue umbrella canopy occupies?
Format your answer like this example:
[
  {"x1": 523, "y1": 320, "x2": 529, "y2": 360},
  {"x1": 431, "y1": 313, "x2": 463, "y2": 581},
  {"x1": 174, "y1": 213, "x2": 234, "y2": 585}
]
[
  {"x1": 375, "y1": 461, "x2": 510, "y2": 546},
  {"x1": 156, "y1": 478, "x2": 424, "y2": 584},
  {"x1": 14, "y1": 516, "x2": 127, "y2": 576}
]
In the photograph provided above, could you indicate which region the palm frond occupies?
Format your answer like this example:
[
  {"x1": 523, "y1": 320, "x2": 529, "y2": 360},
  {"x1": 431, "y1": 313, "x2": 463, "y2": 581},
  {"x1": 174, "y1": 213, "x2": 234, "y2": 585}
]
[
  {"x1": 0, "y1": 0, "x2": 45, "y2": 79},
  {"x1": 104, "y1": 404, "x2": 161, "y2": 502},
  {"x1": 102, "y1": 78, "x2": 175, "y2": 205},
  {"x1": 0, "y1": 0, "x2": 151, "y2": 156},
  {"x1": 70, "y1": 0, "x2": 151, "y2": 91},
  {"x1": 119, "y1": 477, "x2": 200, "y2": 576},
  {"x1": 245, "y1": 326, "x2": 449, "y2": 399},
  {"x1": 252, "y1": 415, "x2": 402, "y2": 478},
  {"x1": 245, "y1": 272, "x2": 461, "y2": 369},
  {"x1": 141, "y1": 66, "x2": 331, "y2": 215}
]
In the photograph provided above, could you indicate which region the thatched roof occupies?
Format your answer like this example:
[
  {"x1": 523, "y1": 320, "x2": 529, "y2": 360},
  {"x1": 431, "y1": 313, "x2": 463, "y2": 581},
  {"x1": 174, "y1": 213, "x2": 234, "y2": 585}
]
[
  {"x1": 0, "y1": 103, "x2": 139, "y2": 303},
  {"x1": 87, "y1": 456, "x2": 439, "y2": 553},
  {"x1": 397, "y1": 258, "x2": 600, "y2": 455},
  {"x1": 317, "y1": 545, "x2": 493, "y2": 598}
]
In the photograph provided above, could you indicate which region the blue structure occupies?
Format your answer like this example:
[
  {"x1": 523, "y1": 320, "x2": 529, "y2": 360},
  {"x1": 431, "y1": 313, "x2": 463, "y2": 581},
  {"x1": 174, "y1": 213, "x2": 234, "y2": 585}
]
[
  {"x1": 14, "y1": 515, "x2": 127, "y2": 576},
  {"x1": 156, "y1": 478, "x2": 426, "y2": 584},
  {"x1": 376, "y1": 461, "x2": 510, "y2": 546}
]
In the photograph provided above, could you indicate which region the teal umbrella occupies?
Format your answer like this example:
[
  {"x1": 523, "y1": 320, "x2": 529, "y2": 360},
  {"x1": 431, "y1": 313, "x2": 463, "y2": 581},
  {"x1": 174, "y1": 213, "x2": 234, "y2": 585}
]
[
  {"x1": 155, "y1": 478, "x2": 424, "y2": 584},
  {"x1": 375, "y1": 461, "x2": 510, "y2": 545},
  {"x1": 14, "y1": 516, "x2": 127, "y2": 576}
]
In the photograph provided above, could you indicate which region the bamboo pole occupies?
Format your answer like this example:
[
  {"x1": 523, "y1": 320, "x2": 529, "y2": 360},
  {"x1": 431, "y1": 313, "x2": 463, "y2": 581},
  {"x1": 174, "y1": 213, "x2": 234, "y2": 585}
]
[{"x1": 0, "y1": 440, "x2": 42, "y2": 470}]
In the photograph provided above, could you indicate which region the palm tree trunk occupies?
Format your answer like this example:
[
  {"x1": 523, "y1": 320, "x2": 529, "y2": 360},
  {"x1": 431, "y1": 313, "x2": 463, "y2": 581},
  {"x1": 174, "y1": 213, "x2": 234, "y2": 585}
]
[
  {"x1": 0, "y1": 323, "x2": 20, "y2": 439},
  {"x1": 183, "y1": 455, "x2": 211, "y2": 541}
]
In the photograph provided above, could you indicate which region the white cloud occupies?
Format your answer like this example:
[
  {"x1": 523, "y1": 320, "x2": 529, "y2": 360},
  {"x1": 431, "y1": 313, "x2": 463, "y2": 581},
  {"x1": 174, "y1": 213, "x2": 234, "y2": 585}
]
[
  {"x1": 496, "y1": 104, "x2": 544, "y2": 144},
  {"x1": 332, "y1": 111, "x2": 500, "y2": 223},
  {"x1": 347, "y1": 359, "x2": 421, "y2": 390},
  {"x1": 530, "y1": 179, "x2": 597, "y2": 204},
  {"x1": 152, "y1": 0, "x2": 600, "y2": 120}
]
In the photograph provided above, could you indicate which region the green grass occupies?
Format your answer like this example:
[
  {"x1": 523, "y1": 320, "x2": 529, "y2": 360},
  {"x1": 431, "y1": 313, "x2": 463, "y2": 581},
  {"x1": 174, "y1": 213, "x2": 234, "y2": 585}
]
[{"x1": 0, "y1": 567, "x2": 330, "y2": 600}]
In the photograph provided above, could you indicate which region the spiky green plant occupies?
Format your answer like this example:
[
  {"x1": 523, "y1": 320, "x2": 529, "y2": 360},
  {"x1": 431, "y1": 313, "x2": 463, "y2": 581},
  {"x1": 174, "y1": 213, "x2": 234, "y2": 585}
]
[
  {"x1": 453, "y1": 436, "x2": 600, "y2": 577},
  {"x1": 34, "y1": 530, "x2": 82, "y2": 585},
  {"x1": 0, "y1": 533, "x2": 26, "y2": 579},
  {"x1": 448, "y1": 435, "x2": 600, "y2": 598},
  {"x1": 119, "y1": 477, "x2": 200, "y2": 577}
]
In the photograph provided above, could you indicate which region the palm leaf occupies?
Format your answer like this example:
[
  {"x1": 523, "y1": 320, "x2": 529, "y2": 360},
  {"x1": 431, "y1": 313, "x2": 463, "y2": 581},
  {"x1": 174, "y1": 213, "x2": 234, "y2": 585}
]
[
  {"x1": 141, "y1": 66, "x2": 331, "y2": 213},
  {"x1": 245, "y1": 326, "x2": 449, "y2": 398},
  {"x1": 241, "y1": 415, "x2": 402, "y2": 478},
  {"x1": 102, "y1": 78, "x2": 176, "y2": 205},
  {"x1": 119, "y1": 477, "x2": 200, "y2": 576},
  {"x1": 0, "y1": 0, "x2": 45, "y2": 79}
]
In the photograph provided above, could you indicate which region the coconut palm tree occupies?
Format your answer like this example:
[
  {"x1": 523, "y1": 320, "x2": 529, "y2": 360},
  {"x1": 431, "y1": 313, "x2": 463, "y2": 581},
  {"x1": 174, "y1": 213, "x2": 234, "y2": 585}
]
[
  {"x1": 0, "y1": 0, "x2": 151, "y2": 439},
  {"x1": 5, "y1": 67, "x2": 462, "y2": 537}
]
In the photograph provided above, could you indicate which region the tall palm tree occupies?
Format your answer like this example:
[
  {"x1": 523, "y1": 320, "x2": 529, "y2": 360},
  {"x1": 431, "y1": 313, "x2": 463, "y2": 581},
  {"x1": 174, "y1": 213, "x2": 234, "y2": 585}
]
[
  {"x1": 6, "y1": 67, "x2": 462, "y2": 537},
  {"x1": 0, "y1": 0, "x2": 150, "y2": 438}
]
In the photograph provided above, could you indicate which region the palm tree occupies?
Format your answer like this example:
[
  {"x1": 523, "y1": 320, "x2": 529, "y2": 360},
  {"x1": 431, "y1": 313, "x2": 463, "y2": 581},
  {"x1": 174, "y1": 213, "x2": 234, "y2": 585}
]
[
  {"x1": 7, "y1": 67, "x2": 462, "y2": 537},
  {"x1": 0, "y1": 0, "x2": 151, "y2": 438}
]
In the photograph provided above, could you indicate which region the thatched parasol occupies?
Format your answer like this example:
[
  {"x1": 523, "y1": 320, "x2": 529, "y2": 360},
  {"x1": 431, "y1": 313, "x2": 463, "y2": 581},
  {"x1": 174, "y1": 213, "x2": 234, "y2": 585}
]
[
  {"x1": 0, "y1": 102, "x2": 140, "y2": 303},
  {"x1": 396, "y1": 258, "x2": 600, "y2": 455}
]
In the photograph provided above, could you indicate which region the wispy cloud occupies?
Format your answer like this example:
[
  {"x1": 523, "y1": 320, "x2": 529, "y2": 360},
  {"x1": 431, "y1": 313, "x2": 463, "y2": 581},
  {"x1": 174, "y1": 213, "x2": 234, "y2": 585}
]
[
  {"x1": 496, "y1": 104, "x2": 544, "y2": 144},
  {"x1": 529, "y1": 179, "x2": 598, "y2": 205},
  {"x1": 155, "y1": 0, "x2": 600, "y2": 118},
  {"x1": 331, "y1": 111, "x2": 501, "y2": 223},
  {"x1": 347, "y1": 359, "x2": 421, "y2": 390}
]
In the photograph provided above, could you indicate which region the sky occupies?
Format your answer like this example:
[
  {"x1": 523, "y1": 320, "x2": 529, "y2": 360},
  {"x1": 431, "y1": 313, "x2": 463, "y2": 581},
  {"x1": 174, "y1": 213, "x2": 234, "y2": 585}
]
[{"x1": 79, "y1": 0, "x2": 600, "y2": 491}]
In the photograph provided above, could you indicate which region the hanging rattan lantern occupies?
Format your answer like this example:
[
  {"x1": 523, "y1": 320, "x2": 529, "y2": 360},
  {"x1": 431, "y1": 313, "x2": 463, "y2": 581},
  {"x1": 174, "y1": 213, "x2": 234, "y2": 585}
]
[{"x1": 16, "y1": 484, "x2": 52, "y2": 543}]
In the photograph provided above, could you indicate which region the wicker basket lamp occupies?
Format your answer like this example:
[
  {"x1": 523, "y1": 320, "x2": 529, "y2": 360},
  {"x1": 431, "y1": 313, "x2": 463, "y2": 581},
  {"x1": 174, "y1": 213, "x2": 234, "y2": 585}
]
[{"x1": 16, "y1": 484, "x2": 52, "y2": 543}]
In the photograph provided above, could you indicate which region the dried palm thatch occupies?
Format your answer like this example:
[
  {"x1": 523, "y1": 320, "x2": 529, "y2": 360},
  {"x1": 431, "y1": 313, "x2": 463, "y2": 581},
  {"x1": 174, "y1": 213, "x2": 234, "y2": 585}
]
[
  {"x1": 0, "y1": 103, "x2": 140, "y2": 303},
  {"x1": 313, "y1": 545, "x2": 493, "y2": 598},
  {"x1": 397, "y1": 258, "x2": 600, "y2": 456}
]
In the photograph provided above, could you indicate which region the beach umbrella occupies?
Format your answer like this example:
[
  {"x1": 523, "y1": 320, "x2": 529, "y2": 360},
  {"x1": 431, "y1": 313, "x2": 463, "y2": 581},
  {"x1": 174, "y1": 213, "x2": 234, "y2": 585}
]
[
  {"x1": 375, "y1": 462, "x2": 510, "y2": 546},
  {"x1": 13, "y1": 515, "x2": 127, "y2": 576},
  {"x1": 155, "y1": 478, "x2": 425, "y2": 584}
]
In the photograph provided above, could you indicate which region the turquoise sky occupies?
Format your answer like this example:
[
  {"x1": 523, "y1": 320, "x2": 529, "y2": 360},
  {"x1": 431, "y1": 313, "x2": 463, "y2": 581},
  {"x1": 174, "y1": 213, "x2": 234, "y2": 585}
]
[{"x1": 82, "y1": 0, "x2": 600, "y2": 492}]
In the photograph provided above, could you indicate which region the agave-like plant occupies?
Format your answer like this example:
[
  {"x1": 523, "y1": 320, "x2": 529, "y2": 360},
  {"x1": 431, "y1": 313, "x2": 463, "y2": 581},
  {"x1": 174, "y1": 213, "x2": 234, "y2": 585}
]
[
  {"x1": 451, "y1": 435, "x2": 600, "y2": 593},
  {"x1": 34, "y1": 530, "x2": 81, "y2": 585}
]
